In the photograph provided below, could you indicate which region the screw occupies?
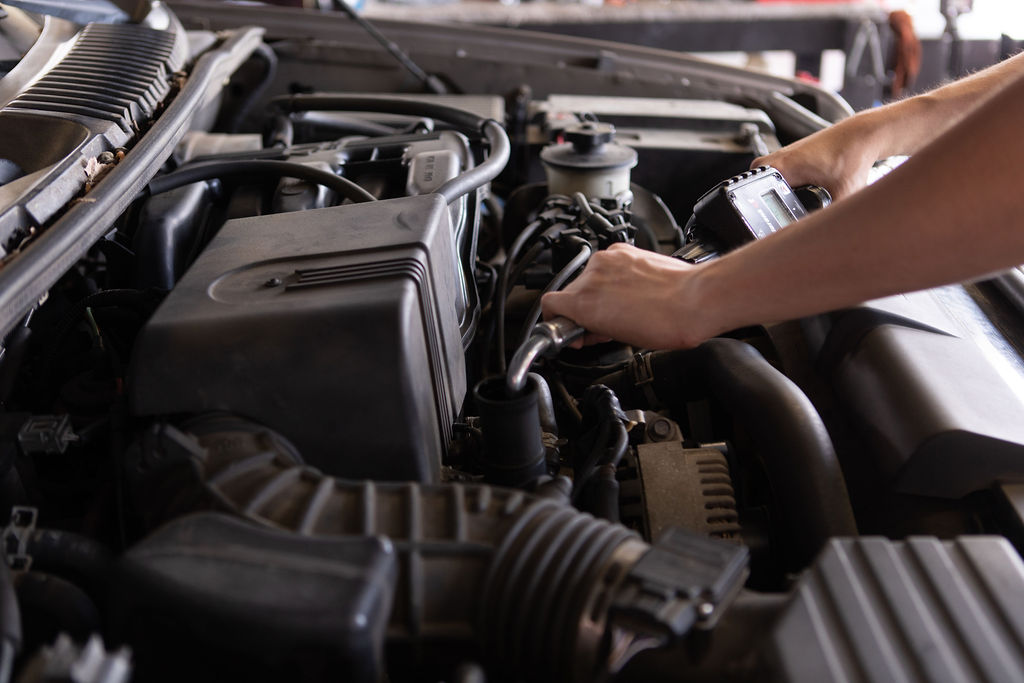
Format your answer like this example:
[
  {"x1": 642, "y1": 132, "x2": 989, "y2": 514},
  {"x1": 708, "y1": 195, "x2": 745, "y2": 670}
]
[
  {"x1": 98, "y1": 151, "x2": 115, "y2": 164},
  {"x1": 651, "y1": 418, "x2": 672, "y2": 439},
  {"x1": 263, "y1": 277, "x2": 282, "y2": 288},
  {"x1": 698, "y1": 602, "x2": 714, "y2": 619}
]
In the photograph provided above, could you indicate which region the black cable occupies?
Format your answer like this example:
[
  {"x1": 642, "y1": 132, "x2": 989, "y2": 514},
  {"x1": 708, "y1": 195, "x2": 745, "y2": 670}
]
[
  {"x1": 147, "y1": 159, "x2": 376, "y2": 204},
  {"x1": 476, "y1": 260, "x2": 498, "y2": 311},
  {"x1": 518, "y1": 239, "x2": 592, "y2": 346},
  {"x1": 496, "y1": 218, "x2": 544, "y2": 371},
  {"x1": 551, "y1": 375, "x2": 583, "y2": 426},
  {"x1": 36, "y1": 289, "x2": 156, "y2": 403},
  {"x1": 571, "y1": 386, "x2": 628, "y2": 506}
]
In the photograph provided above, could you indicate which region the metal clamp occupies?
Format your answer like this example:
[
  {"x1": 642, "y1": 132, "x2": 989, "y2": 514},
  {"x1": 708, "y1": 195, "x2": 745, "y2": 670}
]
[
  {"x1": 630, "y1": 352, "x2": 661, "y2": 409},
  {"x1": 3, "y1": 506, "x2": 38, "y2": 571}
]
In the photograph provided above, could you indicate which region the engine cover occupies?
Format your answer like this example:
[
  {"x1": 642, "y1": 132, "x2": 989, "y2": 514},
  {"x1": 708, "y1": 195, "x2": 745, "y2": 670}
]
[{"x1": 130, "y1": 194, "x2": 466, "y2": 482}]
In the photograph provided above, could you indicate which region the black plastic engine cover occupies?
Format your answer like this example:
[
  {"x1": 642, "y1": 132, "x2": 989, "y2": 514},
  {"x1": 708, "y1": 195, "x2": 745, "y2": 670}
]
[
  {"x1": 110, "y1": 512, "x2": 396, "y2": 683},
  {"x1": 129, "y1": 194, "x2": 466, "y2": 482},
  {"x1": 768, "y1": 536, "x2": 1024, "y2": 682},
  {"x1": 810, "y1": 292, "x2": 1024, "y2": 498}
]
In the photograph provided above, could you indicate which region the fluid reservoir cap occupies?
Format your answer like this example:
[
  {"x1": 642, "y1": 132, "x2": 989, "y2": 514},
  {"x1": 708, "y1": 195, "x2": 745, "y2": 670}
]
[{"x1": 540, "y1": 122, "x2": 637, "y2": 171}]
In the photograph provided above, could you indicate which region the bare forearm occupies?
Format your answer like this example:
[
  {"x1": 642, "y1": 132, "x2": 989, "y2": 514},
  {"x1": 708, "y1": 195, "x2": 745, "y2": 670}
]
[
  {"x1": 695, "y1": 67, "x2": 1024, "y2": 339},
  {"x1": 756, "y1": 51, "x2": 1024, "y2": 199},
  {"x1": 543, "y1": 57, "x2": 1024, "y2": 350},
  {"x1": 867, "y1": 50, "x2": 1024, "y2": 157}
]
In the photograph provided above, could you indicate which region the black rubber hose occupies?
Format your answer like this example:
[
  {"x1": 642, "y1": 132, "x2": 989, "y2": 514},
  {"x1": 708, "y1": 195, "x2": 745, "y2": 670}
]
[
  {"x1": 267, "y1": 114, "x2": 293, "y2": 148},
  {"x1": 434, "y1": 121, "x2": 509, "y2": 206},
  {"x1": 597, "y1": 338, "x2": 857, "y2": 567},
  {"x1": 267, "y1": 96, "x2": 510, "y2": 205},
  {"x1": 226, "y1": 42, "x2": 278, "y2": 134},
  {"x1": 147, "y1": 159, "x2": 376, "y2": 204},
  {"x1": 23, "y1": 529, "x2": 113, "y2": 603},
  {"x1": 270, "y1": 94, "x2": 484, "y2": 132},
  {"x1": 0, "y1": 325, "x2": 31, "y2": 406},
  {"x1": 0, "y1": 555, "x2": 19, "y2": 683},
  {"x1": 289, "y1": 111, "x2": 417, "y2": 138},
  {"x1": 13, "y1": 572, "x2": 101, "y2": 644}
]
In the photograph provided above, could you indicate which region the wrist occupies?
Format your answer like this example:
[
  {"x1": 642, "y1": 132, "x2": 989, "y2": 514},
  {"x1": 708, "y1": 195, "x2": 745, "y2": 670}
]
[{"x1": 671, "y1": 260, "x2": 732, "y2": 347}]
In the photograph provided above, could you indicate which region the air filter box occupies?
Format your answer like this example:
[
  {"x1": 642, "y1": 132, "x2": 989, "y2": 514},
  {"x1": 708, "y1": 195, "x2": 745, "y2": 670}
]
[{"x1": 130, "y1": 194, "x2": 466, "y2": 482}]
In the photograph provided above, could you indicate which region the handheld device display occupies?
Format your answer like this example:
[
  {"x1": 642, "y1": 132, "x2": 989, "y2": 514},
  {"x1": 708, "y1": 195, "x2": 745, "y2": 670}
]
[{"x1": 674, "y1": 166, "x2": 830, "y2": 263}]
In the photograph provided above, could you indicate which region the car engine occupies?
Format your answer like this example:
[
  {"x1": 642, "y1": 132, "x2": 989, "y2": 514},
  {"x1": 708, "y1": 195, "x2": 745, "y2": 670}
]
[{"x1": 1, "y1": 1, "x2": 1024, "y2": 681}]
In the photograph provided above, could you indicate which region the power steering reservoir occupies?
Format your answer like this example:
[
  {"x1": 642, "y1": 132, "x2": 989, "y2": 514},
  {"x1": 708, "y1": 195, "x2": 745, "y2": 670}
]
[{"x1": 540, "y1": 121, "x2": 637, "y2": 199}]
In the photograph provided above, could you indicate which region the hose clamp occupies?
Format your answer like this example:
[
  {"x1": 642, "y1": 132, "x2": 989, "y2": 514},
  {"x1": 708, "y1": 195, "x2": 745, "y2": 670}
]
[
  {"x1": 2, "y1": 506, "x2": 38, "y2": 571},
  {"x1": 631, "y1": 353, "x2": 660, "y2": 408}
]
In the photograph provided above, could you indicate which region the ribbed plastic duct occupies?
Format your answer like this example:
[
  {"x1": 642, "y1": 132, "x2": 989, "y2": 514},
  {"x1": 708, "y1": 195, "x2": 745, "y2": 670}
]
[
  {"x1": 126, "y1": 416, "x2": 746, "y2": 682},
  {"x1": 4, "y1": 23, "x2": 185, "y2": 134}
]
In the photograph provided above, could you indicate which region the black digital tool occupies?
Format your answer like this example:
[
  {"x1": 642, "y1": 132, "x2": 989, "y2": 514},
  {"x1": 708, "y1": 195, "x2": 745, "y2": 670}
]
[{"x1": 674, "y1": 166, "x2": 830, "y2": 263}]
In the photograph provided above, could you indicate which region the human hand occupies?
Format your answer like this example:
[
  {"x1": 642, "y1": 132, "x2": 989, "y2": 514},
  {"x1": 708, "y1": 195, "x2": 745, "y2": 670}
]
[
  {"x1": 540, "y1": 243, "x2": 714, "y2": 350},
  {"x1": 753, "y1": 113, "x2": 883, "y2": 201}
]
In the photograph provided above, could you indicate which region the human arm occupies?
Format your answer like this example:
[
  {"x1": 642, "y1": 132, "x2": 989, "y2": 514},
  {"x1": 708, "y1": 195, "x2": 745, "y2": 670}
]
[
  {"x1": 754, "y1": 50, "x2": 1024, "y2": 199},
  {"x1": 541, "y1": 63, "x2": 1024, "y2": 349}
]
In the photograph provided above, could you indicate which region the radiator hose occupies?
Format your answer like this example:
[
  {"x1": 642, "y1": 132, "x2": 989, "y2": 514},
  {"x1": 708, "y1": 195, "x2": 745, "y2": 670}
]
[{"x1": 598, "y1": 338, "x2": 857, "y2": 567}]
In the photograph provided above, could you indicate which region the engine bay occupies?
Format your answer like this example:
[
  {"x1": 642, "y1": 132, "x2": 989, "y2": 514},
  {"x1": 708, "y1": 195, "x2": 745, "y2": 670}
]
[{"x1": 1, "y1": 1, "x2": 1024, "y2": 680}]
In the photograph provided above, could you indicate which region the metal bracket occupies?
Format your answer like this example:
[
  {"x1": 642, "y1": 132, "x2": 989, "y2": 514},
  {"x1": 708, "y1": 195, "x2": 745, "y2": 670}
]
[{"x1": 630, "y1": 352, "x2": 660, "y2": 409}]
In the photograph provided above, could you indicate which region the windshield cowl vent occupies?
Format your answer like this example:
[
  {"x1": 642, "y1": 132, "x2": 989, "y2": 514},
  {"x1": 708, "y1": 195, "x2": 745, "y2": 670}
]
[{"x1": 4, "y1": 22, "x2": 183, "y2": 135}]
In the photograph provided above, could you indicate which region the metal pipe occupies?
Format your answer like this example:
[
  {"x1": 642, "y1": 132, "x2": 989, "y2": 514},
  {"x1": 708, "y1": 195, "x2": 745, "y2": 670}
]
[{"x1": 507, "y1": 317, "x2": 585, "y2": 394}]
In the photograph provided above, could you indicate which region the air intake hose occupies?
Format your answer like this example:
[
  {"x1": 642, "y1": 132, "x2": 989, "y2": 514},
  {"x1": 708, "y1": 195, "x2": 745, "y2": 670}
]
[{"x1": 126, "y1": 416, "x2": 744, "y2": 682}]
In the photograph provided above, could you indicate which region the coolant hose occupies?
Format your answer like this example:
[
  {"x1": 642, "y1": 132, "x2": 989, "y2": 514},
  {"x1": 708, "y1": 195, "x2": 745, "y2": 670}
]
[
  {"x1": 22, "y1": 530, "x2": 113, "y2": 603},
  {"x1": 271, "y1": 95, "x2": 488, "y2": 134},
  {"x1": 268, "y1": 96, "x2": 511, "y2": 206},
  {"x1": 226, "y1": 42, "x2": 278, "y2": 134},
  {"x1": 147, "y1": 159, "x2": 377, "y2": 204},
  {"x1": 128, "y1": 418, "x2": 654, "y2": 683},
  {"x1": 0, "y1": 554, "x2": 19, "y2": 683},
  {"x1": 598, "y1": 338, "x2": 857, "y2": 566},
  {"x1": 434, "y1": 120, "x2": 509, "y2": 206}
]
